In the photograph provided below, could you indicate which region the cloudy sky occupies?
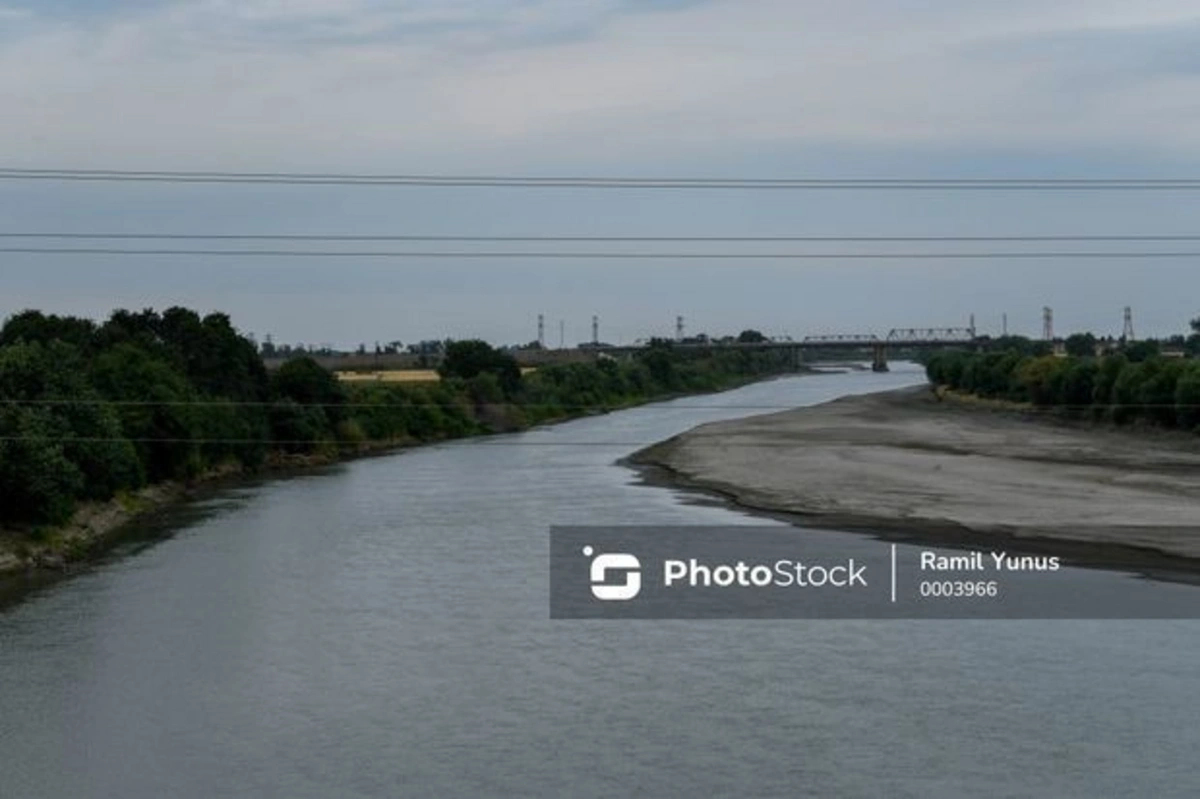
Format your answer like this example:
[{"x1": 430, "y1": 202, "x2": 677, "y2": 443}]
[{"x1": 3, "y1": 0, "x2": 1200, "y2": 347}]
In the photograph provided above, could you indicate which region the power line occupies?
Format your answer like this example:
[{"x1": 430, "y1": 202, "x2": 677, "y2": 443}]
[
  {"x1": 0, "y1": 435, "x2": 838, "y2": 446},
  {"x1": 3, "y1": 400, "x2": 1197, "y2": 409},
  {"x1": 0, "y1": 436, "x2": 874, "y2": 446},
  {"x1": 5, "y1": 247, "x2": 1200, "y2": 259},
  {"x1": 8, "y1": 233, "x2": 1200, "y2": 243},
  {"x1": 0, "y1": 399, "x2": 834, "y2": 409},
  {"x1": 1, "y1": 424, "x2": 1197, "y2": 446},
  {"x1": 6, "y1": 168, "x2": 1200, "y2": 189}
]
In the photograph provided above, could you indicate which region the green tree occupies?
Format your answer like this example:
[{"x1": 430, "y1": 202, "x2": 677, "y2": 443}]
[
  {"x1": 0, "y1": 406, "x2": 85, "y2": 524},
  {"x1": 1064, "y1": 333, "x2": 1097, "y2": 358},
  {"x1": 1175, "y1": 362, "x2": 1200, "y2": 430},
  {"x1": 90, "y1": 343, "x2": 200, "y2": 481},
  {"x1": 267, "y1": 399, "x2": 332, "y2": 454},
  {"x1": 270, "y1": 357, "x2": 347, "y2": 447},
  {"x1": 1111, "y1": 361, "x2": 1151, "y2": 424},
  {"x1": 1, "y1": 310, "x2": 97, "y2": 351},
  {"x1": 737, "y1": 329, "x2": 768, "y2": 344},
  {"x1": 1123, "y1": 340, "x2": 1160, "y2": 363},
  {"x1": 1092, "y1": 354, "x2": 1128, "y2": 420},
  {"x1": 1016, "y1": 356, "x2": 1068, "y2": 406},
  {"x1": 1136, "y1": 358, "x2": 1186, "y2": 427},
  {"x1": 273, "y1": 358, "x2": 346, "y2": 413},
  {"x1": 984, "y1": 335, "x2": 1049, "y2": 357},
  {"x1": 1060, "y1": 359, "x2": 1099, "y2": 417},
  {"x1": 95, "y1": 308, "x2": 166, "y2": 355},
  {"x1": 639, "y1": 348, "x2": 677, "y2": 390},
  {"x1": 465, "y1": 372, "x2": 505, "y2": 405},
  {"x1": 439, "y1": 340, "x2": 522, "y2": 397},
  {"x1": 0, "y1": 341, "x2": 141, "y2": 521}
]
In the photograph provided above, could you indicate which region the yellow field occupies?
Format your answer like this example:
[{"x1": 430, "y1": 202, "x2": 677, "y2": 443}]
[
  {"x1": 335, "y1": 367, "x2": 537, "y2": 384},
  {"x1": 335, "y1": 370, "x2": 441, "y2": 383}
]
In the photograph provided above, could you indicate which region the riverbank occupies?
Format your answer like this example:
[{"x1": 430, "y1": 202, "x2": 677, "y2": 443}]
[
  {"x1": 631, "y1": 385, "x2": 1200, "y2": 563},
  {"x1": 0, "y1": 449, "x2": 364, "y2": 577},
  {"x1": 0, "y1": 367, "x2": 814, "y2": 579}
]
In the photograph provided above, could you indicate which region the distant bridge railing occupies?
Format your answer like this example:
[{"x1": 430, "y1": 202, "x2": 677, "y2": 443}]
[
  {"x1": 802, "y1": 328, "x2": 977, "y2": 347},
  {"x1": 886, "y1": 327, "x2": 976, "y2": 344},
  {"x1": 802, "y1": 334, "x2": 881, "y2": 345},
  {"x1": 264, "y1": 327, "x2": 982, "y2": 371}
]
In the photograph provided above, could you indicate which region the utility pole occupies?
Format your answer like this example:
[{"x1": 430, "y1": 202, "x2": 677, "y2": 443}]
[
  {"x1": 1042, "y1": 307, "x2": 1054, "y2": 341},
  {"x1": 1002, "y1": 313, "x2": 1008, "y2": 337},
  {"x1": 969, "y1": 314, "x2": 976, "y2": 337},
  {"x1": 592, "y1": 315, "x2": 599, "y2": 346},
  {"x1": 559, "y1": 320, "x2": 565, "y2": 350},
  {"x1": 1123, "y1": 306, "x2": 1135, "y2": 341},
  {"x1": 537, "y1": 314, "x2": 545, "y2": 348},
  {"x1": 676, "y1": 315, "x2": 685, "y2": 341}
]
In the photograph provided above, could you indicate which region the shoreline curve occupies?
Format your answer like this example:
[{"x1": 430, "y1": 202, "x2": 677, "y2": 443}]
[{"x1": 627, "y1": 385, "x2": 1200, "y2": 573}]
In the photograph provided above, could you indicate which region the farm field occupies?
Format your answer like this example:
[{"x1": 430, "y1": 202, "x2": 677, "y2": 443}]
[
  {"x1": 335, "y1": 369, "x2": 441, "y2": 383},
  {"x1": 335, "y1": 367, "x2": 537, "y2": 383}
]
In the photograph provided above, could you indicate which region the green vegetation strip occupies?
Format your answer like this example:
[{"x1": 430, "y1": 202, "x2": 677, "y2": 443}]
[
  {"x1": 0, "y1": 309, "x2": 798, "y2": 541},
  {"x1": 926, "y1": 335, "x2": 1200, "y2": 430}
]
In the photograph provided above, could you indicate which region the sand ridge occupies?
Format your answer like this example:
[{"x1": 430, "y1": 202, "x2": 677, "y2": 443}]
[{"x1": 632, "y1": 386, "x2": 1200, "y2": 560}]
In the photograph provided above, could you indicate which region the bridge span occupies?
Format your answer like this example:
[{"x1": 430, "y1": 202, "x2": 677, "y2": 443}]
[
  {"x1": 265, "y1": 326, "x2": 979, "y2": 374},
  {"x1": 799, "y1": 327, "x2": 977, "y2": 371},
  {"x1": 580, "y1": 326, "x2": 977, "y2": 372}
]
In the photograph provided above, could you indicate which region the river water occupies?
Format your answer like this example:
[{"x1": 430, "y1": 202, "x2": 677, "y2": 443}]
[{"x1": 1, "y1": 365, "x2": 1198, "y2": 798}]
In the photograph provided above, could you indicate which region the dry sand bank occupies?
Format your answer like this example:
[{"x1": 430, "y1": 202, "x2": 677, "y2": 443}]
[{"x1": 632, "y1": 387, "x2": 1200, "y2": 561}]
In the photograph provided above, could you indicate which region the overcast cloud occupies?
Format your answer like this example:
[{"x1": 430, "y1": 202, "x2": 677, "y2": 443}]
[{"x1": 3, "y1": 0, "x2": 1200, "y2": 346}]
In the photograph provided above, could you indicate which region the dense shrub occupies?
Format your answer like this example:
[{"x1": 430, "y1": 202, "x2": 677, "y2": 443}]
[
  {"x1": 0, "y1": 311, "x2": 797, "y2": 525},
  {"x1": 927, "y1": 344, "x2": 1198, "y2": 432},
  {"x1": 1174, "y1": 363, "x2": 1200, "y2": 430},
  {"x1": 0, "y1": 340, "x2": 141, "y2": 522}
]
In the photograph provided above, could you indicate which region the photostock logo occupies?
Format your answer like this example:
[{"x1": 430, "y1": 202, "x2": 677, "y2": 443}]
[{"x1": 584, "y1": 545, "x2": 642, "y2": 601}]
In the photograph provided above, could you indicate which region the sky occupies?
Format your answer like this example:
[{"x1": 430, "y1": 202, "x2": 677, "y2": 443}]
[{"x1": 4, "y1": 0, "x2": 1200, "y2": 348}]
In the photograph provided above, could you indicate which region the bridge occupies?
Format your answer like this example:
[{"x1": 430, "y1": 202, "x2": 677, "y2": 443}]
[
  {"x1": 799, "y1": 327, "x2": 978, "y2": 371},
  {"x1": 589, "y1": 326, "x2": 978, "y2": 371},
  {"x1": 266, "y1": 326, "x2": 979, "y2": 374}
]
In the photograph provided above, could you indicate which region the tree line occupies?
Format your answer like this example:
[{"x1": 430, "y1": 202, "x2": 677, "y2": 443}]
[
  {"x1": 0, "y1": 309, "x2": 796, "y2": 527},
  {"x1": 925, "y1": 326, "x2": 1200, "y2": 431}
]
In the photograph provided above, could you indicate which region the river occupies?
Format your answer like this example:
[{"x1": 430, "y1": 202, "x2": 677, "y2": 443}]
[{"x1": 1, "y1": 364, "x2": 1198, "y2": 798}]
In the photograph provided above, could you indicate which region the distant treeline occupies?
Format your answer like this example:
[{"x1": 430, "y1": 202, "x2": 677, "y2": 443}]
[
  {"x1": 0, "y1": 309, "x2": 795, "y2": 526},
  {"x1": 925, "y1": 333, "x2": 1200, "y2": 431}
]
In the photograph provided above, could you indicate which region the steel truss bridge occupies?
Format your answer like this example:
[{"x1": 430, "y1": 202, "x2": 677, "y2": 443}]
[
  {"x1": 795, "y1": 327, "x2": 977, "y2": 371},
  {"x1": 270, "y1": 325, "x2": 980, "y2": 373},
  {"x1": 802, "y1": 327, "x2": 977, "y2": 346}
]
